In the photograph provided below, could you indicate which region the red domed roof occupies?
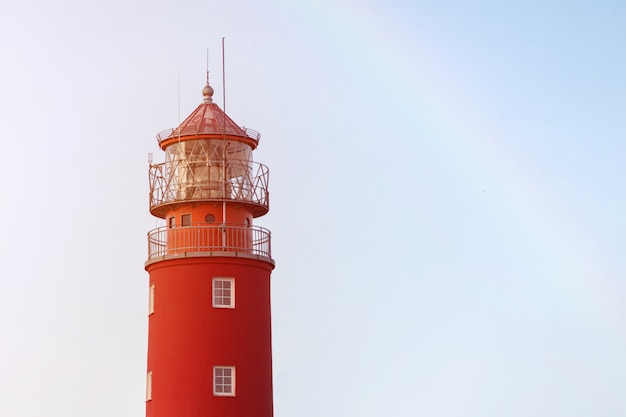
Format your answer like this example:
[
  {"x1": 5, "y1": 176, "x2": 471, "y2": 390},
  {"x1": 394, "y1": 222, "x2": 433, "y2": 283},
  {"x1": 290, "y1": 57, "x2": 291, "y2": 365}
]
[{"x1": 156, "y1": 83, "x2": 260, "y2": 149}]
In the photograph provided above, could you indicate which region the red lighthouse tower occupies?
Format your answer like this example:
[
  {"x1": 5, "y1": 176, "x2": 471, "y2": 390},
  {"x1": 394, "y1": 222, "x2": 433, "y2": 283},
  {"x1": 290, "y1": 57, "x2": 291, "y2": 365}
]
[{"x1": 145, "y1": 76, "x2": 275, "y2": 417}]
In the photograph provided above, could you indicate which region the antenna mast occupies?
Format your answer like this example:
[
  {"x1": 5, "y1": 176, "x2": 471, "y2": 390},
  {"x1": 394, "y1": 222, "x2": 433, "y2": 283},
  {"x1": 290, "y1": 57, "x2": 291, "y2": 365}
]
[
  {"x1": 221, "y1": 37, "x2": 227, "y2": 241},
  {"x1": 222, "y1": 37, "x2": 226, "y2": 114},
  {"x1": 177, "y1": 74, "x2": 181, "y2": 142}
]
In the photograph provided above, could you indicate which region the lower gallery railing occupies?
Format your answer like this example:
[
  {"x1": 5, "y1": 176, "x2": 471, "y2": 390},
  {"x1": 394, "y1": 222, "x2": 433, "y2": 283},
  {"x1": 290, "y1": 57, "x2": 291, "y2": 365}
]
[{"x1": 147, "y1": 224, "x2": 271, "y2": 260}]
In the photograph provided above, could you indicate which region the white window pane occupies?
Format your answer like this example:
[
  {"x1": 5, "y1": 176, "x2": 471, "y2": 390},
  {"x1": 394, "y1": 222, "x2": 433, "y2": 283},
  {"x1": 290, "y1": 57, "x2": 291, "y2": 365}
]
[
  {"x1": 149, "y1": 284, "x2": 155, "y2": 314},
  {"x1": 214, "y1": 366, "x2": 235, "y2": 396},
  {"x1": 212, "y1": 278, "x2": 235, "y2": 308},
  {"x1": 146, "y1": 371, "x2": 153, "y2": 401}
]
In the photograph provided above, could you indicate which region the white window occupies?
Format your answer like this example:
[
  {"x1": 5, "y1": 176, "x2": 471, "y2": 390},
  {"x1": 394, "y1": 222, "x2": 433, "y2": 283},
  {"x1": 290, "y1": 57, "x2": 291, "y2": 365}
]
[
  {"x1": 146, "y1": 371, "x2": 153, "y2": 401},
  {"x1": 213, "y1": 366, "x2": 235, "y2": 396},
  {"x1": 148, "y1": 284, "x2": 155, "y2": 315},
  {"x1": 212, "y1": 278, "x2": 234, "y2": 308}
]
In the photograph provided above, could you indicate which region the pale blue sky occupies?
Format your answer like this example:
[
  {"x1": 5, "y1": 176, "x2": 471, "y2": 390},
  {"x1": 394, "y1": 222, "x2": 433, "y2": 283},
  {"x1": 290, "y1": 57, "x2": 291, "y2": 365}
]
[{"x1": 0, "y1": 1, "x2": 625, "y2": 416}]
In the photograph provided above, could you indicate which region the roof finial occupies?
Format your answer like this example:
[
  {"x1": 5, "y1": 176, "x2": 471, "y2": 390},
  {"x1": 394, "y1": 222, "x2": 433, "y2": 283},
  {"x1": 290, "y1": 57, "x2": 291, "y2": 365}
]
[{"x1": 203, "y1": 48, "x2": 214, "y2": 103}]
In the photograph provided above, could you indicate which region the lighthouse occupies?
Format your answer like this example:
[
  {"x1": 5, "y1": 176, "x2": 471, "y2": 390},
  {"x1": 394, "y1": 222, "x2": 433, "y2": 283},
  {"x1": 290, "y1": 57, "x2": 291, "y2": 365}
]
[{"x1": 144, "y1": 75, "x2": 275, "y2": 417}]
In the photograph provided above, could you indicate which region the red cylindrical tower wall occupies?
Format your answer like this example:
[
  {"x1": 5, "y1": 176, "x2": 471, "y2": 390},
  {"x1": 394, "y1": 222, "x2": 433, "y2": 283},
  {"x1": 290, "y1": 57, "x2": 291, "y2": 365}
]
[
  {"x1": 146, "y1": 257, "x2": 274, "y2": 417},
  {"x1": 162, "y1": 204, "x2": 255, "y2": 255},
  {"x1": 165, "y1": 204, "x2": 254, "y2": 227}
]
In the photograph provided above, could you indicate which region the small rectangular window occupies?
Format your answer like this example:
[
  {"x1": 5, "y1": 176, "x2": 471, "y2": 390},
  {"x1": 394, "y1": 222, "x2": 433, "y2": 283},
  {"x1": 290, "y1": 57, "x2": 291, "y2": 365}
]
[
  {"x1": 168, "y1": 217, "x2": 176, "y2": 228},
  {"x1": 148, "y1": 284, "x2": 155, "y2": 315},
  {"x1": 213, "y1": 366, "x2": 235, "y2": 396},
  {"x1": 146, "y1": 371, "x2": 153, "y2": 401},
  {"x1": 212, "y1": 278, "x2": 234, "y2": 308},
  {"x1": 181, "y1": 214, "x2": 191, "y2": 227}
]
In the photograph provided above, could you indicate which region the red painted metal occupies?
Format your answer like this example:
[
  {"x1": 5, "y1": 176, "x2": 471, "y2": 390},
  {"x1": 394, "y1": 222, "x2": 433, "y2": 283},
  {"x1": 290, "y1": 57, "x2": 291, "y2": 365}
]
[{"x1": 156, "y1": 100, "x2": 260, "y2": 150}]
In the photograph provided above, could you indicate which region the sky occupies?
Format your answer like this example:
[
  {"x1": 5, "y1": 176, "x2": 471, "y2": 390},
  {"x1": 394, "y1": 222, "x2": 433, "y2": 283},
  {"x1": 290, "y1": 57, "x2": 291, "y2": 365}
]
[{"x1": 0, "y1": 0, "x2": 625, "y2": 416}]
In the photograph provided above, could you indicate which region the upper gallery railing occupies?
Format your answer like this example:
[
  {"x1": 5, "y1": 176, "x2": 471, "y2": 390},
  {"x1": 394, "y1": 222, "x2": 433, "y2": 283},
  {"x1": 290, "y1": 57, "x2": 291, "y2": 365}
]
[
  {"x1": 156, "y1": 127, "x2": 261, "y2": 145},
  {"x1": 149, "y1": 159, "x2": 269, "y2": 215}
]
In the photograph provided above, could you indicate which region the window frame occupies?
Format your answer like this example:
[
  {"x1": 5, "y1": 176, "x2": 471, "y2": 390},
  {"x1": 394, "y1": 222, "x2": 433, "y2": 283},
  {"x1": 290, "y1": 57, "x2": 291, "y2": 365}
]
[
  {"x1": 212, "y1": 277, "x2": 235, "y2": 309},
  {"x1": 213, "y1": 366, "x2": 236, "y2": 397},
  {"x1": 181, "y1": 213, "x2": 191, "y2": 227}
]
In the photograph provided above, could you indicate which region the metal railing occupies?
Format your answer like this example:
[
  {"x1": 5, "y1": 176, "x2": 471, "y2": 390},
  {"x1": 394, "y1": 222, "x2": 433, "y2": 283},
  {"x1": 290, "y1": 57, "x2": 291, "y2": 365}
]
[
  {"x1": 156, "y1": 126, "x2": 260, "y2": 144},
  {"x1": 147, "y1": 224, "x2": 272, "y2": 260},
  {"x1": 149, "y1": 159, "x2": 269, "y2": 214}
]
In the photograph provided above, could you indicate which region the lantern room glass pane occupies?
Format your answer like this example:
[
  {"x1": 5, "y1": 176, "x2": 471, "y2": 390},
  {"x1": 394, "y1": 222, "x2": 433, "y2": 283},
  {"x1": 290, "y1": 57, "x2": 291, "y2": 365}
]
[
  {"x1": 165, "y1": 139, "x2": 252, "y2": 164},
  {"x1": 163, "y1": 139, "x2": 253, "y2": 200}
]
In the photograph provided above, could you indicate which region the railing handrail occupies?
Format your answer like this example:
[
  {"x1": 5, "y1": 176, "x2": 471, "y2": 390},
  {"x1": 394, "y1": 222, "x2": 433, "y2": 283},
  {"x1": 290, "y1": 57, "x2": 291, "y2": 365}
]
[
  {"x1": 150, "y1": 158, "x2": 267, "y2": 169},
  {"x1": 149, "y1": 222, "x2": 271, "y2": 234}
]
